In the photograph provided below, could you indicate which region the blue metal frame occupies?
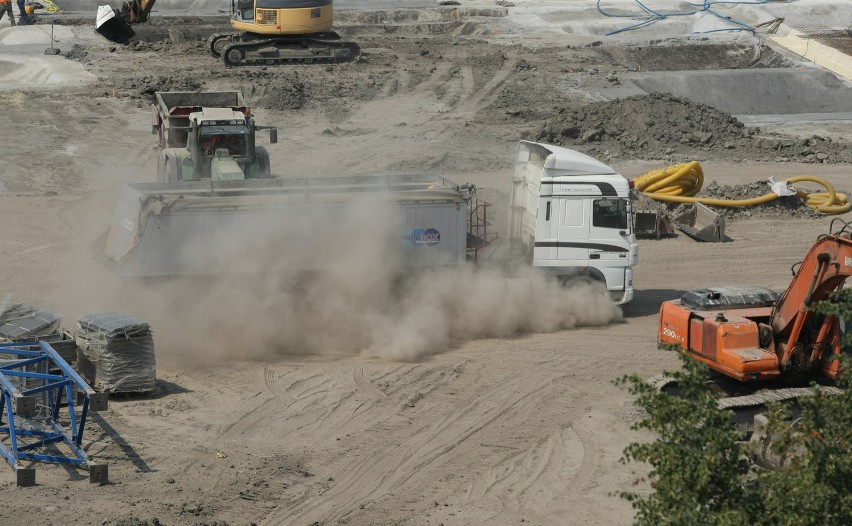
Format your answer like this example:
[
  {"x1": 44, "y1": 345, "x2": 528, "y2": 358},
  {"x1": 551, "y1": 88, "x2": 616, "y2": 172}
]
[{"x1": 0, "y1": 341, "x2": 104, "y2": 471}]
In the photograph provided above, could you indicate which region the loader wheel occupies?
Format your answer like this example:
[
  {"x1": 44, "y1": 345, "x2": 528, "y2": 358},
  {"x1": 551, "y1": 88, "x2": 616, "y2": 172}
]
[
  {"x1": 156, "y1": 153, "x2": 166, "y2": 183},
  {"x1": 165, "y1": 156, "x2": 182, "y2": 183},
  {"x1": 255, "y1": 146, "x2": 271, "y2": 178}
]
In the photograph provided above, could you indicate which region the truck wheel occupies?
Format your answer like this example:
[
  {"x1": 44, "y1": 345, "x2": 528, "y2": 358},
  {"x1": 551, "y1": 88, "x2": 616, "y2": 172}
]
[
  {"x1": 255, "y1": 146, "x2": 271, "y2": 178},
  {"x1": 562, "y1": 272, "x2": 606, "y2": 291},
  {"x1": 156, "y1": 153, "x2": 169, "y2": 182},
  {"x1": 166, "y1": 156, "x2": 182, "y2": 182}
]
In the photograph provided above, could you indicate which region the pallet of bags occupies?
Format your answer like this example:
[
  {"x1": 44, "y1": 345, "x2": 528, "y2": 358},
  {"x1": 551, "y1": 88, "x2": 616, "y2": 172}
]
[
  {"x1": 75, "y1": 313, "x2": 156, "y2": 394},
  {"x1": 0, "y1": 303, "x2": 62, "y2": 342}
]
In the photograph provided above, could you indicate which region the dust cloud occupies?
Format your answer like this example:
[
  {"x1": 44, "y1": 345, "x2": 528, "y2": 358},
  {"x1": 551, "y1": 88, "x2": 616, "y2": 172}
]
[{"x1": 120, "y1": 194, "x2": 623, "y2": 363}]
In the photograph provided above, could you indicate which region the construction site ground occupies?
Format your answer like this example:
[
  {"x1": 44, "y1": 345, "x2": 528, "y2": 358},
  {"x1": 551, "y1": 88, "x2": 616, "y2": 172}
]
[{"x1": 1, "y1": 1, "x2": 852, "y2": 525}]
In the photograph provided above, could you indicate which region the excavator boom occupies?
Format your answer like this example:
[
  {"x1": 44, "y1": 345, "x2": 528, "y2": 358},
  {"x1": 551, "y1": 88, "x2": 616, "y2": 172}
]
[
  {"x1": 121, "y1": 0, "x2": 156, "y2": 23},
  {"x1": 770, "y1": 230, "x2": 852, "y2": 372}
]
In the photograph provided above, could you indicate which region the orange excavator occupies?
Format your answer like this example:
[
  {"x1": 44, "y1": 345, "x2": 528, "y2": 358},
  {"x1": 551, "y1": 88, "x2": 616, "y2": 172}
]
[{"x1": 659, "y1": 220, "x2": 852, "y2": 385}]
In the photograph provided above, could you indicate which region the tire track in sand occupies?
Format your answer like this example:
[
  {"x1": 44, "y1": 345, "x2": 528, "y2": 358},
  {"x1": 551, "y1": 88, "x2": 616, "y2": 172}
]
[{"x1": 261, "y1": 373, "x2": 556, "y2": 525}]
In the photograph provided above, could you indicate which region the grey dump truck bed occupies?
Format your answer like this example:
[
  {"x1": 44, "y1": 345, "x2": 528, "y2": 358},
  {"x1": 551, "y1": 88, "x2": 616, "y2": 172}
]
[{"x1": 103, "y1": 175, "x2": 473, "y2": 277}]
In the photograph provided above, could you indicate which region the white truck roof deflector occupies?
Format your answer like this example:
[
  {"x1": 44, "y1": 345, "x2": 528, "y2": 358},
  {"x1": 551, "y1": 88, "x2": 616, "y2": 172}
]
[{"x1": 517, "y1": 140, "x2": 618, "y2": 177}]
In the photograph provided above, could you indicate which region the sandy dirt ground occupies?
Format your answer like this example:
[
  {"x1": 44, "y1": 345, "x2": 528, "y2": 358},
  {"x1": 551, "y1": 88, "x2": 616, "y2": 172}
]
[{"x1": 1, "y1": 1, "x2": 851, "y2": 525}]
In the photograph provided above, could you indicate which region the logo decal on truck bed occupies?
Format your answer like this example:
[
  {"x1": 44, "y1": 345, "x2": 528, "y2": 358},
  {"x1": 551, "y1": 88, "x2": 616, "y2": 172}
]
[{"x1": 404, "y1": 228, "x2": 441, "y2": 247}]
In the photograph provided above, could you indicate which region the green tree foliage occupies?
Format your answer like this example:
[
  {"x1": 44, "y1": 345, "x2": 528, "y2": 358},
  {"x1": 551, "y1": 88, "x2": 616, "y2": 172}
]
[
  {"x1": 618, "y1": 356, "x2": 760, "y2": 526},
  {"x1": 621, "y1": 288, "x2": 852, "y2": 526},
  {"x1": 759, "y1": 289, "x2": 852, "y2": 526}
]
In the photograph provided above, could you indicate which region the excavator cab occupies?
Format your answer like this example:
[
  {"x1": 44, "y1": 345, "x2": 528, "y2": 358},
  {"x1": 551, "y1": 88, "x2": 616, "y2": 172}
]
[
  {"x1": 230, "y1": 0, "x2": 333, "y2": 34},
  {"x1": 236, "y1": 0, "x2": 254, "y2": 20}
]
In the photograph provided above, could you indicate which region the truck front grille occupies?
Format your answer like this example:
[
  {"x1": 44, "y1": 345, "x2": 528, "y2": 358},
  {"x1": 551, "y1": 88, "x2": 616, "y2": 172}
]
[{"x1": 256, "y1": 9, "x2": 278, "y2": 25}]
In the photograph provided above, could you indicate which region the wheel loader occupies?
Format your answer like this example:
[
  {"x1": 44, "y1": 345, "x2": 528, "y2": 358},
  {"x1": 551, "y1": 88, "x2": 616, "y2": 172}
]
[{"x1": 659, "y1": 220, "x2": 852, "y2": 391}]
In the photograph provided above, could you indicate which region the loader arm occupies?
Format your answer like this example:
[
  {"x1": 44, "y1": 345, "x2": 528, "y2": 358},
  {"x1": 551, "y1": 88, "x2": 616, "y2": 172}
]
[{"x1": 770, "y1": 231, "x2": 852, "y2": 370}]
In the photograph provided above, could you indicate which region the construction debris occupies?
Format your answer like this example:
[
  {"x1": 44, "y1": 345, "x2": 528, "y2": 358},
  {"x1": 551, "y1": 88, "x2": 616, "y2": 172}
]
[
  {"x1": 671, "y1": 203, "x2": 726, "y2": 242},
  {"x1": 633, "y1": 209, "x2": 671, "y2": 239},
  {"x1": 75, "y1": 313, "x2": 156, "y2": 394}
]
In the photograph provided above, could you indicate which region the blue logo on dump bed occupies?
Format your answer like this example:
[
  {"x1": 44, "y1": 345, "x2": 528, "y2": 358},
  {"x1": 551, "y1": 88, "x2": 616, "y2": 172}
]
[{"x1": 404, "y1": 228, "x2": 441, "y2": 247}]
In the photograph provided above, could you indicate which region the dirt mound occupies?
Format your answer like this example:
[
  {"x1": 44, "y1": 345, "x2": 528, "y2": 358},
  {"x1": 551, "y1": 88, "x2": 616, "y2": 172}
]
[
  {"x1": 537, "y1": 93, "x2": 852, "y2": 163},
  {"x1": 636, "y1": 179, "x2": 832, "y2": 223}
]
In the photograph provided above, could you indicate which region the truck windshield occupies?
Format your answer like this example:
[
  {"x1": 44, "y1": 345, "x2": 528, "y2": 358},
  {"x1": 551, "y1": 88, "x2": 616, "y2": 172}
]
[
  {"x1": 592, "y1": 198, "x2": 628, "y2": 230},
  {"x1": 200, "y1": 127, "x2": 248, "y2": 156}
]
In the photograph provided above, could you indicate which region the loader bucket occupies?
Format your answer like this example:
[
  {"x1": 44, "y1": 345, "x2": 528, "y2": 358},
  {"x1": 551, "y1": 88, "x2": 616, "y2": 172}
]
[
  {"x1": 95, "y1": 6, "x2": 134, "y2": 44},
  {"x1": 671, "y1": 202, "x2": 725, "y2": 242},
  {"x1": 634, "y1": 210, "x2": 674, "y2": 239}
]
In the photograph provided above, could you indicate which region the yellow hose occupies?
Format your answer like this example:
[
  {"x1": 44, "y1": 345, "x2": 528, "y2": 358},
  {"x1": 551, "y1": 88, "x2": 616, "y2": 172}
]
[{"x1": 633, "y1": 162, "x2": 851, "y2": 214}]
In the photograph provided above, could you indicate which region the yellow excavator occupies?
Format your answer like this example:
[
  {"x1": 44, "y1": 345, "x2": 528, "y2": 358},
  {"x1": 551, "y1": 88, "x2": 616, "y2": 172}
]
[
  {"x1": 208, "y1": 0, "x2": 359, "y2": 65},
  {"x1": 94, "y1": 0, "x2": 358, "y2": 65}
]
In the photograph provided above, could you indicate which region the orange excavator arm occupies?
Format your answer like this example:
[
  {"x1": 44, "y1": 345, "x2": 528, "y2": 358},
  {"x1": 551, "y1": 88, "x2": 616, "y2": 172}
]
[{"x1": 771, "y1": 222, "x2": 852, "y2": 373}]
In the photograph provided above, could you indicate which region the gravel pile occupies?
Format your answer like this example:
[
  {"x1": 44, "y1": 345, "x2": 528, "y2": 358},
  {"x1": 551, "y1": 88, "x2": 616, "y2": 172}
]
[
  {"x1": 537, "y1": 93, "x2": 852, "y2": 163},
  {"x1": 694, "y1": 181, "x2": 824, "y2": 222}
]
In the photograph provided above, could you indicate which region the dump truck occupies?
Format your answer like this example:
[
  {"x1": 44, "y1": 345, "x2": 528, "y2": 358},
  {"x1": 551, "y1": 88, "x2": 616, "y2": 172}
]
[
  {"x1": 152, "y1": 91, "x2": 277, "y2": 183},
  {"x1": 102, "y1": 142, "x2": 637, "y2": 304},
  {"x1": 508, "y1": 141, "x2": 638, "y2": 304}
]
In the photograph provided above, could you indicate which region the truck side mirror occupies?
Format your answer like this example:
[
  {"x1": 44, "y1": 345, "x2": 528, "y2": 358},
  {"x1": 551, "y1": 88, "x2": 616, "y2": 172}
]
[{"x1": 269, "y1": 128, "x2": 278, "y2": 144}]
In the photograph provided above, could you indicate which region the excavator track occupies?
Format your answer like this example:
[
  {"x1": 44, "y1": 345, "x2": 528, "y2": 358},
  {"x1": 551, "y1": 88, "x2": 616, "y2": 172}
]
[
  {"x1": 208, "y1": 32, "x2": 233, "y2": 58},
  {"x1": 209, "y1": 32, "x2": 359, "y2": 66},
  {"x1": 647, "y1": 374, "x2": 844, "y2": 410}
]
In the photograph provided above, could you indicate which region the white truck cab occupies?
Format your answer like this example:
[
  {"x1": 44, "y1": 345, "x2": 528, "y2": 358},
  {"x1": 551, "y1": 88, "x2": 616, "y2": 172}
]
[{"x1": 509, "y1": 141, "x2": 638, "y2": 304}]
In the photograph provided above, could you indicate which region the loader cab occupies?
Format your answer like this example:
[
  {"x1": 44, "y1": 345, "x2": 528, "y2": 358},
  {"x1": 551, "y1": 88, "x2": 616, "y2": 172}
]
[
  {"x1": 184, "y1": 109, "x2": 253, "y2": 179},
  {"x1": 188, "y1": 109, "x2": 250, "y2": 154},
  {"x1": 199, "y1": 128, "x2": 248, "y2": 157}
]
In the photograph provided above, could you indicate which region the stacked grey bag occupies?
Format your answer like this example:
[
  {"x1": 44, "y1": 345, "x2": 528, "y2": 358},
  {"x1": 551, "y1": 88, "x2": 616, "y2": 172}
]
[
  {"x1": 0, "y1": 303, "x2": 62, "y2": 341},
  {"x1": 75, "y1": 313, "x2": 156, "y2": 394}
]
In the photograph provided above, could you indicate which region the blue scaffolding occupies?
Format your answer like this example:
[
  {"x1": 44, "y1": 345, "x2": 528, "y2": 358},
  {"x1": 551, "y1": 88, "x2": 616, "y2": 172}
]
[{"x1": 0, "y1": 341, "x2": 108, "y2": 486}]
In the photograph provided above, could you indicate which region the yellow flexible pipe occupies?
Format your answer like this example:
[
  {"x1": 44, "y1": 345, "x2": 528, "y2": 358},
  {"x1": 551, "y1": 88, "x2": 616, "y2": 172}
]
[{"x1": 633, "y1": 162, "x2": 851, "y2": 214}]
